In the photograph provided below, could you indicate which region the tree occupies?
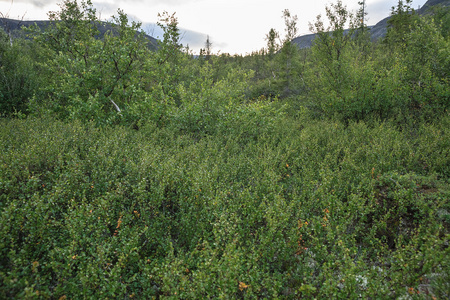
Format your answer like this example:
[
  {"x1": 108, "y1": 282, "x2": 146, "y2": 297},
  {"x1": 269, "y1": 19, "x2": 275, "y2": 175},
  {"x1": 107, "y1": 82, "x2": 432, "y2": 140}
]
[
  {"x1": 263, "y1": 28, "x2": 280, "y2": 95},
  {"x1": 0, "y1": 9, "x2": 25, "y2": 46},
  {"x1": 282, "y1": 9, "x2": 298, "y2": 42},
  {"x1": 157, "y1": 11, "x2": 181, "y2": 62},
  {"x1": 427, "y1": 3, "x2": 450, "y2": 39},
  {"x1": 309, "y1": 0, "x2": 357, "y2": 96},
  {"x1": 279, "y1": 9, "x2": 300, "y2": 95},
  {"x1": 399, "y1": 16, "x2": 450, "y2": 116},
  {"x1": 385, "y1": 0, "x2": 417, "y2": 46},
  {"x1": 33, "y1": 0, "x2": 148, "y2": 124},
  {"x1": 205, "y1": 35, "x2": 212, "y2": 60},
  {"x1": 306, "y1": 0, "x2": 386, "y2": 122},
  {"x1": 0, "y1": 29, "x2": 41, "y2": 116},
  {"x1": 265, "y1": 28, "x2": 279, "y2": 58},
  {"x1": 355, "y1": 0, "x2": 371, "y2": 56},
  {"x1": 152, "y1": 11, "x2": 184, "y2": 105},
  {"x1": 355, "y1": 0, "x2": 370, "y2": 37},
  {"x1": 357, "y1": 0, "x2": 367, "y2": 30}
]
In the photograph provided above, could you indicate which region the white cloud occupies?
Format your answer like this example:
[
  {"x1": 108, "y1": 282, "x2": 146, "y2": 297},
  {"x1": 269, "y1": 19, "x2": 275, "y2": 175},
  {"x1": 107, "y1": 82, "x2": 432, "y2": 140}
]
[{"x1": 0, "y1": 0, "x2": 47, "y2": 8}]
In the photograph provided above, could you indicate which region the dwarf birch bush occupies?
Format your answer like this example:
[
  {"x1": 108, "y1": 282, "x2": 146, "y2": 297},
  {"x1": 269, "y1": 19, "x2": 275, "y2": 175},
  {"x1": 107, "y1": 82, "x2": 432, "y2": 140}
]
[{"x1": 1, "y1": 114, "x2": 449, "y2": 298}]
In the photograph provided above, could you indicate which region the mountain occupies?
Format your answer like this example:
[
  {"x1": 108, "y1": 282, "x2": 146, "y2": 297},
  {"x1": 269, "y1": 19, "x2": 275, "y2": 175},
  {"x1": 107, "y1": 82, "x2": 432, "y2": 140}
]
[
  {"x1": 0, "y1": 18, "x2": 159, "y2": 50},
  {"x1": 292, "y1": 0, "x2": 449, "y2": 49}
]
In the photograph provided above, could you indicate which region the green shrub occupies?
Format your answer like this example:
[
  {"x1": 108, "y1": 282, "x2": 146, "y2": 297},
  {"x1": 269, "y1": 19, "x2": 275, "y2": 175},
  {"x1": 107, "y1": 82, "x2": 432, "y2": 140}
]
[
  {"x1": 1, "y1": 114, "x2": 448, "y2": 298},
  {"x1": 0, "y1": 31, "x2": 41, "y2": 116}
]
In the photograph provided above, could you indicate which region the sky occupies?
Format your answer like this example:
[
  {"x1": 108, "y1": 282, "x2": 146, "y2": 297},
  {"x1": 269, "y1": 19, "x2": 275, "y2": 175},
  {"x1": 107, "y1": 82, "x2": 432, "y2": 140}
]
[{"x1": 0, "y1": 0, "x2": 429, "y2": 54}]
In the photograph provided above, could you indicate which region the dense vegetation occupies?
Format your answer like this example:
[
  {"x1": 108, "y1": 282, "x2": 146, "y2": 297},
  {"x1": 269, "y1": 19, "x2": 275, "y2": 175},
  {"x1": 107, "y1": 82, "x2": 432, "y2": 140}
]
[{"x1": 1, "y1": 0, "x2": 449, "y2": 298}]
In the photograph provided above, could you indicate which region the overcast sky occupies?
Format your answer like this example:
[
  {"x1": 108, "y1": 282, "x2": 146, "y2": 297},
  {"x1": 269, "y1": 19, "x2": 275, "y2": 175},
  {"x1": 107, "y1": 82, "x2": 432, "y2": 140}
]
[{"x1": 0, "y1": 0, "x2": 429, "y2": 54}]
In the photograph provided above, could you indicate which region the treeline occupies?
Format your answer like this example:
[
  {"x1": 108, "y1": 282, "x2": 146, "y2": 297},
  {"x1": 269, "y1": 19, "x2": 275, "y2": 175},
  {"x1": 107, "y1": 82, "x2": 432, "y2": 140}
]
[{"x1": 1, "y1": 0, "x2": 448, "y2": 130}]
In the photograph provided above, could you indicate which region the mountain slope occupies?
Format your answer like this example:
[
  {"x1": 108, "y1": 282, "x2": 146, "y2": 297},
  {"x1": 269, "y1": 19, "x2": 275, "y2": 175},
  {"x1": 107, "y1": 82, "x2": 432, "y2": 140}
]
[
  {"x1": 292, "y1": 0, "x2": 449, "y2": 49},
  {"x1": 0, "y1": 18, "x2": 159, "y2": 50}
]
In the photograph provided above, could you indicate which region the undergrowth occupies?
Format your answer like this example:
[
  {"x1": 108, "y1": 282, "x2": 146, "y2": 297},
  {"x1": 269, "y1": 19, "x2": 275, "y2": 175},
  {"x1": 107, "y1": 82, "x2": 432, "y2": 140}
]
[{"x1": 0, "y1": 115, "x2": 448, "y2": 299}]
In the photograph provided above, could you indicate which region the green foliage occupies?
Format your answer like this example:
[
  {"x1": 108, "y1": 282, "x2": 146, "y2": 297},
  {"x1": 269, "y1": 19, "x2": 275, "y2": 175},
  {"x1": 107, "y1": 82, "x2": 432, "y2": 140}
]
[
  {"x1": 307, "y1": 1, "x2": 364, "y2": 120},
  {"x1": 0, "y1": 30, "x2": 41, "y2": 116},
  {"x1": 429, "y1": 4, "x2": 450, "y2": 39},
  {"x1": 31, "y1": 0, "x2": 149, "y2": 125},
  {"x1": 153, "y1": 11, "x2": 184, "y2": 104},
  {"x1": 309, "y1": 0, "x2": 357, "y2": 69},
  {"x1": 1, "y1": 0, "x2": 449, "y2": 297},
  {"x1": 274, "y1": 10, "x2": 304, "y2": 97},
  {"x1": 400, "y1": 17, "x2": 450, "y2": 114},
  {"x1": 168, "y1": 66, "x2": 285, "y2": 140},
  {"x1": 385, "y1": 0, "x2": 418, "y2": 46},
  {"x1": 304, "y1": 0, "x2": 449, "y2": 123},
  {"x1": 0, "y1": 115, "x2": 448, "y2": 298},
  {"x1": 266, "y1": 28, "x2": 279, "y2": 57}
]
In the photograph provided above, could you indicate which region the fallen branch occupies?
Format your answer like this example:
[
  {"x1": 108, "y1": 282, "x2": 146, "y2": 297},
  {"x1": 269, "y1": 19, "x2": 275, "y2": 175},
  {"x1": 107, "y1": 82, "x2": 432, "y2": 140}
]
[{"x1": 109, "y1": 98, "x2": 122, "y2": 115}]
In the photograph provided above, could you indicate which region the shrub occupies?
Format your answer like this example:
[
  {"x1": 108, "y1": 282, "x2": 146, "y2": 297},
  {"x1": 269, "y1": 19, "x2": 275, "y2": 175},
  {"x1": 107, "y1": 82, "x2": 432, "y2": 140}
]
[{"x1": 1, "y1": 115, "x2": 448, "y2": 298}]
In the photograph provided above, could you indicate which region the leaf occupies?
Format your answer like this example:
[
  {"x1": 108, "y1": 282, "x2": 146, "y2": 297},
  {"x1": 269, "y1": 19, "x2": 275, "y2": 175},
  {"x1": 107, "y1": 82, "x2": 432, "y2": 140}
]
[{"x1": 238, "y1": 281, "x2": 249, "y2": 291}]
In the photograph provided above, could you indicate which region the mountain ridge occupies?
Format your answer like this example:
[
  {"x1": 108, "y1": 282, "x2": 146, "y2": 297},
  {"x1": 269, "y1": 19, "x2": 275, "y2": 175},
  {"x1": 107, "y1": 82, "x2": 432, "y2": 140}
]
[
  {"x1": 0, "y1": 17, "x2": 159, "y2": 50},
  {"x1": 292, "y1": 0, "x2": 449, "y2": 49}
]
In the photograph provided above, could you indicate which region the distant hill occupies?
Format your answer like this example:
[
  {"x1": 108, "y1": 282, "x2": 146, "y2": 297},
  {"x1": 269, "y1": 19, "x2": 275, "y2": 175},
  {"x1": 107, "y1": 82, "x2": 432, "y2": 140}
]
[
  {"x1": 292, "y1": 0, "x2": 449, "y2": 49},
  {"x1": 0, "y1": 18, "x2": 159, "y2": 50}
]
